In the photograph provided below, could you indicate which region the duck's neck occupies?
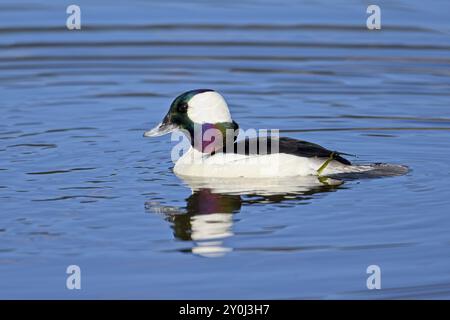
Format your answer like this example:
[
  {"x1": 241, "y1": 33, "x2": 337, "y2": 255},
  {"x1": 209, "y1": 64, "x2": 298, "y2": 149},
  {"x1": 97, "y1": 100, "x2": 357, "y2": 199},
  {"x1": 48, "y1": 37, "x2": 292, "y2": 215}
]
[{"x1": 187, "y1": 121, "x2": 239, "y2": 154}]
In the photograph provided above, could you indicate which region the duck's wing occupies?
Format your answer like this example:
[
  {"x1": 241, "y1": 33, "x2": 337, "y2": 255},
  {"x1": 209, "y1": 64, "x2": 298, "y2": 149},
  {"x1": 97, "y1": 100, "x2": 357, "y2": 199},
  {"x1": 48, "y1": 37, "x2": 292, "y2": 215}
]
[{"x1": 222, "y1": 137, "x2": 352, "y2": 165}]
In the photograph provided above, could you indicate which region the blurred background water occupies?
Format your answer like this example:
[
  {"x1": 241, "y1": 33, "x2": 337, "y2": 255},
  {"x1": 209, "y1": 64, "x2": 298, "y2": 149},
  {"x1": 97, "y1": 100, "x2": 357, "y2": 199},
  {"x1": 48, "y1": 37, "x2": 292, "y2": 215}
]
[{"x1": 1, "y1": 0, "x2": 450, "y2": 299}]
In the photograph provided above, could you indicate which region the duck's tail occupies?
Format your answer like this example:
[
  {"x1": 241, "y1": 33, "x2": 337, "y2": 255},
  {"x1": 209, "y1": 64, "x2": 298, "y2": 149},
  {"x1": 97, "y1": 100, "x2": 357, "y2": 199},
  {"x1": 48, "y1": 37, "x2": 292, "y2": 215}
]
[{"x1": 326, "y1": 162, "x2": 409, "y2": 179}]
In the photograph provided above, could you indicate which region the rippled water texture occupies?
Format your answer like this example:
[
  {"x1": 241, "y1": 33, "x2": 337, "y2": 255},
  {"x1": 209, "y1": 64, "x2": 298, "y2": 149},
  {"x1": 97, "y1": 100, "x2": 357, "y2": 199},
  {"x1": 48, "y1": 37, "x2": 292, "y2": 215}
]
[{"x1": 1, "y1": 0, "x2": 450, "y2": 299}]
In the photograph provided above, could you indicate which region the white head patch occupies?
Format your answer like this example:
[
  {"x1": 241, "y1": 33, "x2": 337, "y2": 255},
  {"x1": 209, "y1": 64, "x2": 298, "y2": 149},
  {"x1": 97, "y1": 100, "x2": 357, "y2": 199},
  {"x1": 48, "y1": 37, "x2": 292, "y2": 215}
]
[{"x1": 187, "y1": 91, "x2": 232, "y2": 124}]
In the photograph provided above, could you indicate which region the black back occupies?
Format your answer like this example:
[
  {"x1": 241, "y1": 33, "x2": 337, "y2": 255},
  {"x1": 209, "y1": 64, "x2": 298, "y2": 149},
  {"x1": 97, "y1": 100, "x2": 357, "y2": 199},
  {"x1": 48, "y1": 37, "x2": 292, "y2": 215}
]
[{"x1": 220, "y1": 136, "x2": 351, "y2": 165}]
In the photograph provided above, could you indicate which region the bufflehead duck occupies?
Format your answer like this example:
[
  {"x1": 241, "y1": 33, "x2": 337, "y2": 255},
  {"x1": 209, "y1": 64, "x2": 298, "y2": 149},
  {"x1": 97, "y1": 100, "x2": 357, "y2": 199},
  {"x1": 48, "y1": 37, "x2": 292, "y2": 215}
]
[{"x1": 144, "y1": 89, "x2": 404, "y2": 178}]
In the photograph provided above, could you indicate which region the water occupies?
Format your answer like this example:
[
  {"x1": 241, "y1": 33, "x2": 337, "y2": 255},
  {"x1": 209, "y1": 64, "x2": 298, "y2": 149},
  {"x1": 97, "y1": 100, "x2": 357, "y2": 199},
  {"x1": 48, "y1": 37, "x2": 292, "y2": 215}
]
[{"x1": 1, "y1": 0, "x2": 450, "y2": 299}]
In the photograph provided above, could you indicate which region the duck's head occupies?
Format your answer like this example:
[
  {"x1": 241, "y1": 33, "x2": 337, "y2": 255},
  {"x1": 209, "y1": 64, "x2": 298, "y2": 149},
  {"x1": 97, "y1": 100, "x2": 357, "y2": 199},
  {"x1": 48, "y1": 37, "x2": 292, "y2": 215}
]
[{"x1": 144, "y1": 89, "x2": 239, "y2": 150}]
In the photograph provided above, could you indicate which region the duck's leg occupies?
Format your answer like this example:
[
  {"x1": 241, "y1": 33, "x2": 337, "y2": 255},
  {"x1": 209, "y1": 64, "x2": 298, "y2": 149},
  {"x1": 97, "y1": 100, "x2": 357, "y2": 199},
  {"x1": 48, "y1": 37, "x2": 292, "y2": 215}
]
[{"x1": 317, "y1": 152, "x2": 335, "y2": 176}]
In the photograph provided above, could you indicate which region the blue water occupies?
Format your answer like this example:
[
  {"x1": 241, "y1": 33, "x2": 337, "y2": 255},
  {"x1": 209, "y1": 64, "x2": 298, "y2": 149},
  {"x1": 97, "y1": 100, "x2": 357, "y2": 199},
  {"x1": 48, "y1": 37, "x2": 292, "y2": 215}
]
[{"x1": 1, "y1": 0, "x2": 450, "y2": 299}]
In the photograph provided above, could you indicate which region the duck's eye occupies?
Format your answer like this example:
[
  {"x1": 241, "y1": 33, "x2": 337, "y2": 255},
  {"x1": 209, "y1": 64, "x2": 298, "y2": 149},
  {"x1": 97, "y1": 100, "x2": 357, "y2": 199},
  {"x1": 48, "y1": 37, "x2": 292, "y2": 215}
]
[{"x1": 177, "y1": 103, "x2": 188, "y2": 113}]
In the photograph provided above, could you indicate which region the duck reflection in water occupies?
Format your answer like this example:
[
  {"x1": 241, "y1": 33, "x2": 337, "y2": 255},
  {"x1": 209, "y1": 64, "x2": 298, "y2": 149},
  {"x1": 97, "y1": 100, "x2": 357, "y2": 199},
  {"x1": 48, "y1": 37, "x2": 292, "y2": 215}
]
[{"x1": 145, "y1": 176, "x2": 344, "y2": 257}]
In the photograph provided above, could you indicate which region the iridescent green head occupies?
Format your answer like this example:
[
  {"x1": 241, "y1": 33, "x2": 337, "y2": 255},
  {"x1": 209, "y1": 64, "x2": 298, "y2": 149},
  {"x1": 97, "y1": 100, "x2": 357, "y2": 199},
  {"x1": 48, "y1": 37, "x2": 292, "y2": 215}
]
[{"x1": 144, "y1": 89, "x2": 239, "y2": 152}]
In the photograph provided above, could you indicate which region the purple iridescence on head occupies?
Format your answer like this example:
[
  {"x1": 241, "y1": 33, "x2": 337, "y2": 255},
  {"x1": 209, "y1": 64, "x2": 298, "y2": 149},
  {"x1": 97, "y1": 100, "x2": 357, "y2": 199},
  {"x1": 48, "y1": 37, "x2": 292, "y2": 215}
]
[{"x1": 193, "y1": 123, "x2": 227, "y2": 153}]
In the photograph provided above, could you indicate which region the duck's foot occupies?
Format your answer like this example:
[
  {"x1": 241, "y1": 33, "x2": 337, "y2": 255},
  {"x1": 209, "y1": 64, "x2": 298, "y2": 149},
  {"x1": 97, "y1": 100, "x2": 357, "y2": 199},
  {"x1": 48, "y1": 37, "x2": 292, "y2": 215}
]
[{"x1": 317, "y1": 152, "x2": 335, "y2": 176}]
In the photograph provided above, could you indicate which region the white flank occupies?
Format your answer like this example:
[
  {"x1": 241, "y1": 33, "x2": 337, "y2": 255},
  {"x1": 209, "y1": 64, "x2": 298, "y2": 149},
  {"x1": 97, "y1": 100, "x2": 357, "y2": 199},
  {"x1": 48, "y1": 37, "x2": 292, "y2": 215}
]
[{"x1": 173, "y1": 147, "x2": 372, "y2": 178}]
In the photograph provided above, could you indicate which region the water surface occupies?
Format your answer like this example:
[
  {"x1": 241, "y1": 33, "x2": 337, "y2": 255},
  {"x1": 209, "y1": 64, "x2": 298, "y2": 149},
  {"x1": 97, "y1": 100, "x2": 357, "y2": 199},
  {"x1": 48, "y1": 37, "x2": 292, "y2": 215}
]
[{"x1": 1, "y1": 0, "x2": 450, "y2": 299}]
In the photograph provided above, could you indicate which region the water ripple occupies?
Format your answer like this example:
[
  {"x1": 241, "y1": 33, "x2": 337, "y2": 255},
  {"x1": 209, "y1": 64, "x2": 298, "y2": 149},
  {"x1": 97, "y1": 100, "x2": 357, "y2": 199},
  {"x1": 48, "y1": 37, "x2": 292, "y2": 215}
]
[{"x1": 26, "y1": 168, "x2": 96, "y2": 175}]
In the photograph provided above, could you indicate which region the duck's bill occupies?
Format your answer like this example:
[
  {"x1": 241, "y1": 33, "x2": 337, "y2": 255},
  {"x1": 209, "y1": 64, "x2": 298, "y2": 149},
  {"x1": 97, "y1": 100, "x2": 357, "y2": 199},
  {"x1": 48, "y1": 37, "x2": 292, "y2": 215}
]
[{"x1": 143, "y1": 122, "x2": 177, "y2": 137}]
